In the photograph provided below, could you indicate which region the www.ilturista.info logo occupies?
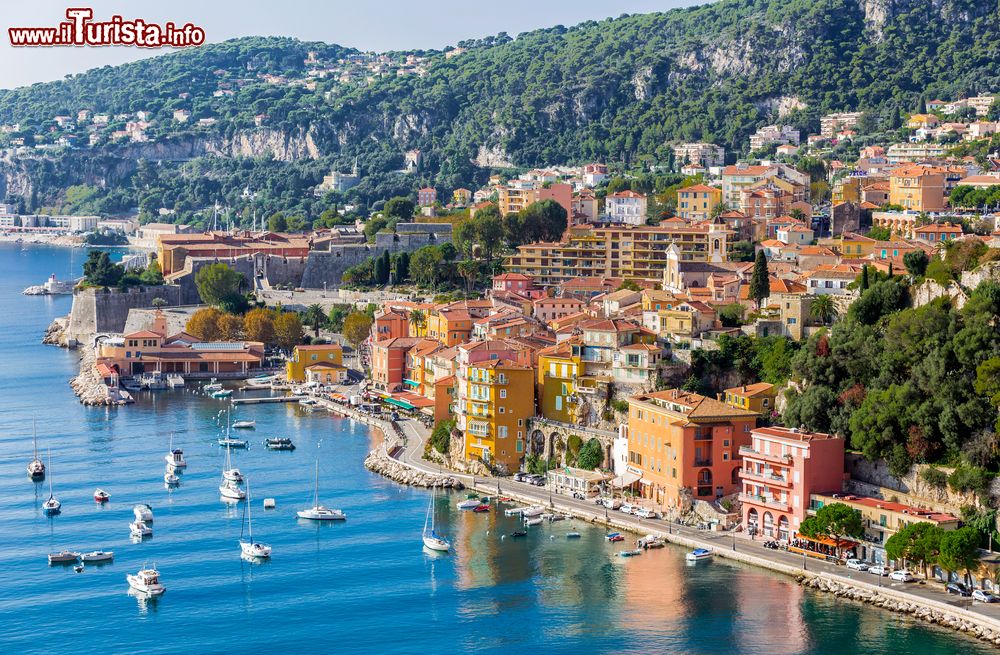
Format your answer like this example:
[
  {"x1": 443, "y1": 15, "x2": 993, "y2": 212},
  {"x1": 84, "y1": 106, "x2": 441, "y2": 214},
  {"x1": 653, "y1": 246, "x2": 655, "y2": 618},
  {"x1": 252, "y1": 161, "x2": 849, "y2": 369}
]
[{"x1": 9, "y1": 8, "x2": 205, "y2": 48}]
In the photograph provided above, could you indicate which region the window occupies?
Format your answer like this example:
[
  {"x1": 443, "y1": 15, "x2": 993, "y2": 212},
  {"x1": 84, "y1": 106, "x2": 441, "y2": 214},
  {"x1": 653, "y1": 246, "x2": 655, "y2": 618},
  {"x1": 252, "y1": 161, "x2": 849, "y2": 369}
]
[
  {"x1": 500, "y1": 389, "x2": 507, "y2": 399},
  {"x1": 499, "y1": 407, "x2": 505, "y2": 414},
  {"x1": 517, "y1": 419, "x2": 523, "y2": 427}
]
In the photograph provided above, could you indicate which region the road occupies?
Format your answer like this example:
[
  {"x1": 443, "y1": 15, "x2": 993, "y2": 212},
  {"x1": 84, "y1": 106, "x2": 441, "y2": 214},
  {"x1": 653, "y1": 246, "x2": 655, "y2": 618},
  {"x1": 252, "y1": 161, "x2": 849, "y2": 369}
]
[{"x1": 390, "y1": 417, "x2": 1000, "y2": 625}]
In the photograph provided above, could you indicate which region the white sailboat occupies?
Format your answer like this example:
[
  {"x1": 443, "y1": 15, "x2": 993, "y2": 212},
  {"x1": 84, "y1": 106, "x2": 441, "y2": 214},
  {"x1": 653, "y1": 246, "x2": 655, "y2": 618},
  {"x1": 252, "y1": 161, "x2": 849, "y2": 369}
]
[
  {"x1": 422, "y1": 489, "x2": 450, "y2": 552},
  {"x1": 222, "y1": 440, "x2": 243, "y2": 483},
  {"x1": 165, "y1": 433, "x2": 186, "y2": 468},
  {"x1": 164, "y1": 470, "x2": 180, "y2": 486},
  {"x1": 219, "y1": 441, "x2": 246, "y2": 500},
  {"x1": 133, "y1": 503, "x2": 154, "y2": 522},
  {"x1": 239, "y1": 478, "x2": 271, "y2": 558},
  {"x1": 27, "y1": 419, "x2": 45, "y2": 479},
  {"x1": 130, "y1": 520, "x2": 153, "y2": 538},
  {"x1": 41, "y1": 449, "x2": 60, "y2": 515},
  {"x1": 296, "y1": 460, "x2": 346, "y2": 521}
]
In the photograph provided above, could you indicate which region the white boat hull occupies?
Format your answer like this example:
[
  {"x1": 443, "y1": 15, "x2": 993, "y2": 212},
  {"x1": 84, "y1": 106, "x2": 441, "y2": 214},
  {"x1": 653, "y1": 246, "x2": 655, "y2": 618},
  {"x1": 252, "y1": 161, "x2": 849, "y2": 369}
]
[
  {"x1": 133, "y1": 506, "x2": 153, "y2": 522},
  {"x1": 297, "y1": 507, "x2": 345, "y2": 521},
  {"x1": 240, "y1": 541, "x2": 272, "y2": 558},
  {"x1": 81, "y1": 551, "x2": 114, "y2": 563},
  {"x1": 456, "y1": 500, "x2": 480, "y2": 510},
  {"x1": 220, "y1": 485, "x2": 246, "y2": 500},
  {"x1": 127, "y1": 574, "x2": 164, "y2": 596},
  {"x1": 422, "y1": 535, "x2": 450, "y2": 552}
]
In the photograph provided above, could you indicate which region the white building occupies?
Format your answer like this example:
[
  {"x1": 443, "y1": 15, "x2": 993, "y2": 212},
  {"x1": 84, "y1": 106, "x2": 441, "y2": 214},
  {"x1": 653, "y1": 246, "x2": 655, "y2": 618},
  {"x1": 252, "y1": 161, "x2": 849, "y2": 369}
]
[
  {"x1": 604, "y1": 190, "x2": 647, "y2": 225},
  {"x1": 749, "y1": 125, "x2": 800, "y2": 151},
  {"x1": 673, "y1": 142, "x2": 725, "y2": 168}
]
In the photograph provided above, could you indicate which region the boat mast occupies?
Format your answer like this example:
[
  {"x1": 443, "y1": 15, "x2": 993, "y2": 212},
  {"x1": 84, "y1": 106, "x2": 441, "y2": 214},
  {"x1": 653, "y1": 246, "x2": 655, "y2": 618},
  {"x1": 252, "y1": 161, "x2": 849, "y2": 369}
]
[
  {"x1": 47, "y1": 449, "x2": 53, "y2": 499},
  {"x1": 246, "y1": 478, "x2": 253, "y2": 542},
  {"x1": 32, "y1": 419, "x2": 38, "y2": 461},
  {"x1": 313, "y1": 460, "x2": 319, "y2": 508}
]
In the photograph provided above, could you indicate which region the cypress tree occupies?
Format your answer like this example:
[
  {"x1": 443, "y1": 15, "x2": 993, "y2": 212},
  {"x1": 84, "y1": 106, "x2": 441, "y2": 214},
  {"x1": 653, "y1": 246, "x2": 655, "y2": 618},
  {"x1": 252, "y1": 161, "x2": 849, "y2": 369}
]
[
  {"x1": 749, "y1": 250, "x2": 770, "y2": 309},
  {"x1": 887, "y1": 262, "x2": 894, "y2": 278},
  {"x1": 861, "y1": 265, "x2": 870, "y2": 291}
]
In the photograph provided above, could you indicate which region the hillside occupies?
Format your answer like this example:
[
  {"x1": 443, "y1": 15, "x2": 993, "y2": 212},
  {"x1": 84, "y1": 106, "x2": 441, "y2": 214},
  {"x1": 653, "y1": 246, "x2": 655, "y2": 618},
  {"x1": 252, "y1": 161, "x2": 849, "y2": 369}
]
[{"x1": 1, "y1": 0, "x2": 999, "y2": 222}]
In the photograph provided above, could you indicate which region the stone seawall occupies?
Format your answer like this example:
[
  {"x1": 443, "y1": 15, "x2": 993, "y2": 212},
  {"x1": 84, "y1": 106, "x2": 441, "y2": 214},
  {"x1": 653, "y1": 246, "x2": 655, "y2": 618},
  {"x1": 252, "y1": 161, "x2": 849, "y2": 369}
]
[
  {"x1": 67, "y1": 285, "x2": 184, "y2": 339},
  {"x1": 364, "y1": 450, "x2": 464, "y2": 489}
]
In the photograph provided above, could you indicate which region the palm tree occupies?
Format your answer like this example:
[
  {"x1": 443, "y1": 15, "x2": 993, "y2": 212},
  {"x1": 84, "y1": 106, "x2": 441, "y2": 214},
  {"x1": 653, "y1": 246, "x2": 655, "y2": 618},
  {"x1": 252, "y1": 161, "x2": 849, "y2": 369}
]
[
  {"x1": 408, "y1": 309, "x2": 426, "y2": 336},
  {"x1": 810, "y1": 294, "x2": 836, "y2": 325},
  {"x1": 304, "y1": 303, "x2": 326, "y2": 337},
  {"x1": 457, "y1": 259, "x2": 480, "y2": 294}
]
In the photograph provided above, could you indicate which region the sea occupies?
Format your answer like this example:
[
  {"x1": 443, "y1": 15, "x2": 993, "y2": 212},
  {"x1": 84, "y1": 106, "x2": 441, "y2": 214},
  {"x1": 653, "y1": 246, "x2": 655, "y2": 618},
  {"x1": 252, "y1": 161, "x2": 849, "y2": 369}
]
[{"x1": 0, "y1": 242, "x2": 990, "y2": 655}]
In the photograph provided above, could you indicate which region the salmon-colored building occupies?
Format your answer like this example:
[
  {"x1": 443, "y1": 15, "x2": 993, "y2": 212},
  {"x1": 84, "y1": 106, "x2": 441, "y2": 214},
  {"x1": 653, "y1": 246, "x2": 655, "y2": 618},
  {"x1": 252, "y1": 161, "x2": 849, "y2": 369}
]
[
  {"x1": 371, "y1": 307, "x2": 410, "y2": 341},
  {"x1": 739, "y1": 426, "x2": 845, "y2": 540},
  {"x1": 370, "y1": 337, "x2": 421, "y2": 392}
]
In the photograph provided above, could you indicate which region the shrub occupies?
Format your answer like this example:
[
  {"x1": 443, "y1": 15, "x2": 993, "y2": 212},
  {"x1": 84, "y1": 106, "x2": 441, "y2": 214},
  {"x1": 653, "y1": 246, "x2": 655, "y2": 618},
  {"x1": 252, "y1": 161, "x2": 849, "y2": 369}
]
[
  {"x1": 430, "y1": 419, "x2": 455, "y2": 454},
  {"x1": 610, "y1": 399, "x2": 629, "y2": 414},
  {"x1": 947, "y1": 464, "x2": 994, "y2": 496},
  {"x1": 919, "y1": 466, "x2": 948, "y2": 489}
]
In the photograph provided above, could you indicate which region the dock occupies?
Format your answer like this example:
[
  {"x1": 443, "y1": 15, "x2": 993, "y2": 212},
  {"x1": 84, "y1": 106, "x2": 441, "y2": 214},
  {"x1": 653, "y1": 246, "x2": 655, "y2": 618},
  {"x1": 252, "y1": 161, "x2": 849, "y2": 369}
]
[{"x1": 231, "y1": 396, "x2": 306, "y2": 405}]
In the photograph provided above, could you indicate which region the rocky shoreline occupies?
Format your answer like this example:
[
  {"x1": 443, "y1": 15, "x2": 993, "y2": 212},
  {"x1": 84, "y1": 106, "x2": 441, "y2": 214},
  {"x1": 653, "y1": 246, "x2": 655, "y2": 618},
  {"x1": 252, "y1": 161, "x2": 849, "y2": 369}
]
[
  {"x1": 799, "y1": 575, "x2": 1000, "y2": 647},
  {"x1": 364, "y1": 450, "x2": 465, "y2": 489}
]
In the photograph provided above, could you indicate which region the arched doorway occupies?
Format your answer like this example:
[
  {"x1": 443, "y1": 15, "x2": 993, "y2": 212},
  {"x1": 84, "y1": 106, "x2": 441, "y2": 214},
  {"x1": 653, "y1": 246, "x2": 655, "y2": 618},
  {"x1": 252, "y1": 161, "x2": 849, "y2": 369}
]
[
  {"x1": 762, "y1": 511, "x2": 774, "y2": 537},
  {"x1": 778, "y1": 515, "x2": 789, "y2": 541},
  {"x1": 696, "y1": 468, "x2": 712, "y2": 497},
  {"x1": 530, "y1": 430, "x2": 545, "y2": 457},
  {"x1": 731, "y1": 467, "x2": 741, "y2": 485},
  {"x1": 747, "y1": 508, "x2": 759, "y2": 535}
]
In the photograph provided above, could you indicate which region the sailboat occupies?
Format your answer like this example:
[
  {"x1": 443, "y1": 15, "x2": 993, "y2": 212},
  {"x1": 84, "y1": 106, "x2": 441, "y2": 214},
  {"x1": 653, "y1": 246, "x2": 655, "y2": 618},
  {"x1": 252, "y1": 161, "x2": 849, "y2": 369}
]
[
  {"x1": 41, "y1": 449, "x2": 61, "y2": 515},
  {"x1": 219, "y1": 441, "x2": 246, "y2": 499},
  {"x1": 164, "y1": 433, "x2": 186, "y2": 468},
  {"x1": 27, "y1": 419, "x2": 45, "y2": 479},
  {"x1": 222, "y1": 441, "x2": 243, "y2": 483},
  {"x1": 239, "y1": 478, "x2": 271, "y2": 558},
  {"x1": 296, "y1": 460, "x2": 345, "y2": 521},
  {"x1": 422, "y1": 488, "x2": 450, "y2": 552}
]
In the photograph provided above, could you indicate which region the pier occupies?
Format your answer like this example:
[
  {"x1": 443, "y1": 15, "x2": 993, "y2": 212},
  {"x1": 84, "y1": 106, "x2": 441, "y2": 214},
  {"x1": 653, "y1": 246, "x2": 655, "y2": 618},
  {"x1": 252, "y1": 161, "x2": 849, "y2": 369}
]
[{"x1": 231, "y1": 395, "x2": 306, "y2": 405}]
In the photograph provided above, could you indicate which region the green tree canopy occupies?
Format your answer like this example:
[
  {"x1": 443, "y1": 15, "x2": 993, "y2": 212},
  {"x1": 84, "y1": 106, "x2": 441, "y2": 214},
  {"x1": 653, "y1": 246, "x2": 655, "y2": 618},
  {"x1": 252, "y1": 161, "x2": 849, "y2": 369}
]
[{"x1": 195, "y1": 263, "x2": 245, "y2": 306}]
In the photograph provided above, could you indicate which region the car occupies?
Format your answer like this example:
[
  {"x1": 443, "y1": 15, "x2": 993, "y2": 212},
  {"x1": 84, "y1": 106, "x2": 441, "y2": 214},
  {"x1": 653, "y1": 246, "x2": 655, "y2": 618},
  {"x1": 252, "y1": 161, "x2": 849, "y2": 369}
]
[
  {"x1": 635, "y1": 507, "x2": 656, "y2": 519},
  {"x1": 889, "y1": 569, "x2": 917, "y2": 582},
  {"x1": 602, "y1": 498, "x2": 622, "y2": 510},
  {"x1": 946, "y1": 582, "x2": 972, "y2": 597},
  {"x1": 973, "y1": 589, "x2": 998, "y2": 603},
  {"x1": 846, "y1": 559, "x2": 869, "y2": 572},
  {"x1": 867, "y1": 565, "x2": 888, "y2": 576},
  {"x1": 620, "y1": 503, "x2": 638, "y2": 515},
  {"x1": 529, "y1": 476, "x2": 546, "y2": 487},
  {"x1": 512, "y1": 472, "x2": 527, "y2": 482}
]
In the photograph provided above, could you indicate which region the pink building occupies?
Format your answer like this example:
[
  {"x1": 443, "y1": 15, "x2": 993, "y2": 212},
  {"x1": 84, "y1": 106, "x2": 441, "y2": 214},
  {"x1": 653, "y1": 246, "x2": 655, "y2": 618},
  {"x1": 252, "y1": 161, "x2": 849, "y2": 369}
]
[
  {"x1": 739, "y1": 426, "x2": 845, "y2": 540},
  {"x1": 492, "y1": 273, "x2": 536, "y2": 295},
  {"x1": 532, "y1": 296, "x2": 587, "y2": 323},
  {"x1": 417, "y1": 187, "x2": 437, "y2": 207}
]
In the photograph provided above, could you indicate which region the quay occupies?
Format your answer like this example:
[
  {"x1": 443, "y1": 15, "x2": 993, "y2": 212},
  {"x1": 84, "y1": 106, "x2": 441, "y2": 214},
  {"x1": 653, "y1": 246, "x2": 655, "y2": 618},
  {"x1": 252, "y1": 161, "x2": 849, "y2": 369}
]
[{"x1": 231, "y1": 395, "x2": 306, "y2": 405}]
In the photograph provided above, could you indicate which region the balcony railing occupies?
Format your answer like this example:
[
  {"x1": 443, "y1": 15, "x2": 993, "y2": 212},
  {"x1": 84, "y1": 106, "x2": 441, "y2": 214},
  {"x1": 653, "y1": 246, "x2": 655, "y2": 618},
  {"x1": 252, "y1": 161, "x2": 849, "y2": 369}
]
[
  {"x1": 693, "y1": 458, "x2": 713, "y2": 467},
  {"x1": 738, "y1": 493, "x2": 789, "y2": 512},
  {"x1": 740, "y1": 468, "x2": 791, "y2": 487},
  {"x1": 738, "y1": 445, "x2": 792, "y2": 464}
]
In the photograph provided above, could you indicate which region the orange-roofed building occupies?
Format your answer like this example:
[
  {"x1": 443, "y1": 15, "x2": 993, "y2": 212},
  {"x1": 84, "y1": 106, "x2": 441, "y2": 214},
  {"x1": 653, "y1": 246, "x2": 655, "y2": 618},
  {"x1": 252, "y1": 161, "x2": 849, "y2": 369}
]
[
  {"x1": 371, "y1": 307, "x2": 410, "y2": 342},
  {"x1": 677, "y1": 184, "x2": 722, "y2": 221},
  {"x1": 458, "y1": 357, "x2": 534, "y2": 473},
  {"x1": 287, "y1": 344, "x2": 344, "y2": 382},
  {"x1": 913, "y1": 222, "x2": 963, "y2": 244},
  {"x1": 426, "y1": 308, "x2": 474, "y2": 346},
  {"x1": 370, "y1": 337, "x2": 421, "y2": 392},
  {"x1": 889, "y1": 165, "x2": 946, "y2": 212},
  {"x1": 626, "y1": 389, "x2": 760, "y2": 511},
  {"x1": 723, "y1": 383, "x2": 777, "y2": 416}
]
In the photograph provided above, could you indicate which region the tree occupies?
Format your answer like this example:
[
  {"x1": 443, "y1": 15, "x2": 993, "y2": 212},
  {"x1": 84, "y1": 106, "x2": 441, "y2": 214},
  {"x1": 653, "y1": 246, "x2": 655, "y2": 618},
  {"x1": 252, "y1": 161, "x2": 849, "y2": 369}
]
[
  {"x1": 457, "y1": 259, "x2": 480, "y2": 293},
  {"x1": 810, "y1": 294, "x2": 836, "y2": 325},
  {"x1": 186, "y1": 307, "x2": 223, "y2": 341},
  {"x1": 195, "y1": 263, "x2": 244, "y2": 306},
  {"x1": 363, "y1": 216, "x2": 389, "y2": 242},
  {"x1": 267, "y1": 212, "x2": 288, "y2": 232},
  {"x1": 577, "y1": 438, "x2": 604, "y2": 470},
  {"x1": 273, "y1": 312, "x2": 304, "y2": 352},
  {"x1": 749, "y1": 250, "x2": 770, "y2": 309},
  {"x1": 139, "y1": 260, "x2": 164, "y2": 285},
  {"x1": 151, "y1": 297, "x2": 167, "y2": 308},
  {"x1": 797, "y1": 502, "x2": 864, "y2": 558},
  {"x1": 327, "y1": 305, "x2": 349, "y2": 332},
  {"x1": 904, "y1": 250, "x2": 929, "y2": 277},
  {"x1": 383, "y1": 196, "x2": 415, "y2": 221},
  {"x1": 408, "y1": 309, "x2": 426, "y2": 335},
  {"x1": 243, "y1": 308, "x2": 275, "y2": 344},
  {"x1": 430, "y1": 419, "x2": 455, "y2": 454},
  {"x1": 860, "y1": 265, "x2": 870, "y2": 291},
  {"x1": 519, "y1": 199, "x2": 568, "y2": 243},
  {"x1": 374, "y1": 250, "x2": 391, "y2": 285},
  {"x1": 304, "y1": 304, "x2": 326, "y2": 337},
  {"x1": 217, "y1": 313, "x2": 244, "y2": 341},
  {"x1": 82, "y1": 250, "x2": 123, "y2": 287},
  {"x1": 476, "y1": 211, "x2": 505, "y2": 265},
  {"x1": 886, "y1": 522, "x2": 944, "y2": 578},
  {"x1": 392, "y1": 251, "x2": 410, "y2": 283},
  {"x1": 410, "y1": 246, "x2": 444, "y2": 288},
  {"x1": 342, "y1": 311, "x2": 373, "y2": 348},
  {"x1": 938, "y1": 527, "x2": 982, "y2": 586}
]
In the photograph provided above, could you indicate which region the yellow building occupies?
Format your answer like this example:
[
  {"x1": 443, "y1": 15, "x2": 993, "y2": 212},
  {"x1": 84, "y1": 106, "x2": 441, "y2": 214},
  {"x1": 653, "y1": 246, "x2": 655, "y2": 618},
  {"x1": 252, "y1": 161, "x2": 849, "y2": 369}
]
[
  {"x1": 425, "y1": 308, "x2": 473, "y2": 346},
  {"x1": 889, "y1": 165, "x2": 946, "y2": 212},
  {"x1": 834, "y1": 232, "x2": 877, "y2": 257},
  {"x1": 461, "y1": 359, "x2": 534, "y2": 472},
  {"x1": 676, "y1": 185, "x2": 722, "y2": 220},
  {"x1": 286, "y1": 344, "x2": 344, "y2": 382},
  {"x1": 723, "y1": 383, "x2": 777, "y2": 416},
  {"x1": 536, "y1": 340, "x2": 584, "y2": 423},
  {"x1": 832, "y1": 177, "x2": 862, "y2": 205}
]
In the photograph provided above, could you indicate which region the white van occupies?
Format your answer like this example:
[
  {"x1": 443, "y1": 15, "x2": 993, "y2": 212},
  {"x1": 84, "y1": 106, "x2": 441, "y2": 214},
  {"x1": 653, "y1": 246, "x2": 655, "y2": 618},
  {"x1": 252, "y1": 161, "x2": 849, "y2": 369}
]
[
  {"x1": 635, "y1": 507, "x2": 656, "y2": 519},
  {"x1": 620, "y1": 503, "x2": 638, "y2": 515},
  {"x1": 602, "y1": 497, "x2": 622, "y2": 510}
]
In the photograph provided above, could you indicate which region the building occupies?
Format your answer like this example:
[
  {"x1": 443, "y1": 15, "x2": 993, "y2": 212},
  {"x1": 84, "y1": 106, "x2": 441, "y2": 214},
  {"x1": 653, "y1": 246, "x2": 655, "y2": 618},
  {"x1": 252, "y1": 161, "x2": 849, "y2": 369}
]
[
  {"x1": 741, "y1": 186, "x2": 795, "y2": 221},
  {"x1": 532, "y1": 296, "x2": 586, "y2": 323},
  {"x1": 572, "y1": 189, "x2": 600, "y2": 224},
  {"x1": 370, "y1": 337, "x2": 421, "y2": 391},
  {"x1": 913, "y1": 222, "x2": 962, "y2": 243},
  {"x1": 286, "y1": 344, "x2": 344, "y2": 382},
  {"x1": 820, "y1": 112, "x2": 864, "y2": 138},
  {"x1": 677, "y1": 185, "x2": 722, "y2": 221},
  {"x1": 547, "y1": 467, "x2": 608, "y2": 497},
  {"x1": 739, "y1": 426, "x2": 845, "y2": 540},
  {"x1": 305, "y1": 362, "x2": 349, "y2": 385},
  {"x1": 749, "y1": 125, "x2": 800, "y2": 151},
  {"x1": 673, "y1": 142, "x2": 725, "y2": 168},
  {"x1": 497, "y1": 181, "x2": 573, "y2": 218},
  {"x1": 799, "y1": 264, "x2": 861, "y2": 296},
  {"x1": 605, "y1": 190, "x2": 647, "y2": 225},
  {"x1": 459, "y1": 358, "x2": 534, "y2": 472},
  {"x1": 889, "y1": 165, "x2": 946, "y2": 212},
  {"x1": 157, "y1": 231, "x2": 311, "y2": 277},
  {"x1": 723, "y1": 383, "x2": 777, "y2": 417},
  {"x1": 626, "y1": 389, "x2": 759, "y2": 511},
  {"x1": 536, "y1": 339, "x2": 585, "y2": 423},
  {"x1": 506, "y1": 222, "x2": 733, "y2": 287},
  {"x1": 906, "y1": 114, "x2": 939, "y2": 130},
  {"x1": 722, "y1": 164, "x2": 779, "y2": 207},
  {"x1": 809, "y1": 493, "x2": 959, "y2": 564},
  {"x1": 492, "y1": 273, "x2": 540, "y2": 297},
  {"x1": 886, "y1": 142, "x2": 947, "y2": 164},
  {"x1": 452, "y1": 188, "x2": 471, "y2": 206},
  {"x1": 418, "y1": 187, "x2": 437, "y2": 207}
]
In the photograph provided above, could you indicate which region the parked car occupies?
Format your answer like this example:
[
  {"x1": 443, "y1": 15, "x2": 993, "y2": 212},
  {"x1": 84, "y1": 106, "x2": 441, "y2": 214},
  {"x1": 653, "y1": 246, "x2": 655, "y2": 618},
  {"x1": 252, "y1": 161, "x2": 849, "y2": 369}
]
[
  {"x1": 946, "y1": 582, "x2": 972, "y2": 597},
  {"x1": 513, "y1": 472, "x2": 527, "y2": 482},
  {"x1": 620, "y1": 503, "x2": 638, "y2": 515},
  {"x1": 529, "y1": 475, "x2": 546, "y2": 487},
  {"x1": 846, "y1": 559, "x2": 869, "y2": 572},
  {"x1": 635, "y1": 507, "x2": 656, "y2": 519},
  {"x1": 973, "y1": 589, "x2": 998, "y2": 603},
  {"x1": 867, "y1": 565, "x2": 888, "y2": 576},
  {"x1": 602, "y1": 498, "x2": 622, "y2": 510},
  {"x1": 889, "y1": 569, "x2": 917, "y2": 582}
]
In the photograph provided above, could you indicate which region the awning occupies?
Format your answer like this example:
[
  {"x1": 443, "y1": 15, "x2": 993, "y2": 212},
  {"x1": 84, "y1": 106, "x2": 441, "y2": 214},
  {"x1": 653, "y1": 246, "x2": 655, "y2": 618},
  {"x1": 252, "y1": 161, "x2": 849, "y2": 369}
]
[
  {"x1": 383, "y1": 397, "x2": 416, "y2": 410},
  {"x1": 402, "y1": 379, "x2": 419, "y2": 387},
  {"x1": 800, "y1": 534, "x2": 857, "y2": 548},
  {"x1": 611, "y1": 471, "x2": 642, "y2": 487}
]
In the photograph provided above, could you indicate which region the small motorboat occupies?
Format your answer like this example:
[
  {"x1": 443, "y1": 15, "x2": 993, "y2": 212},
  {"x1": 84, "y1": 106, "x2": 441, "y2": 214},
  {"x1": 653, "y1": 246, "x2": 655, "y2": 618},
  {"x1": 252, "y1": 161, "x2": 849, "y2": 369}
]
[
  {"x1": 525, "y1": 517, "x2": 544, "y2": 526},
  {"x1": 457, "y1": 499, "x2": 481, "y2": 510},
  {"x1": 606, "y1": 532, "x2": 624, "y2": 542},
  {"x1": 133, "y1": 504, "x2": 153, "y2": 523},
  {"x1": 510, "y1": 530, "x2": 527, "y2": 538},
  {"x1": 165, "y1": 449, "x2": 187, "y2": 469},
  {"x1": 130, "y1": 520, "x2": 153, "y2": 538},
  {"x1": 473, "y1": 504, "x2": 490, "y2": 513},
  {"x1": 219, "y1": 480, "x2": 246, "y2": 500},
  {"x1": 48, "y1": 551, "x2": 80, "y2": 564},
  {"x1": 74, "y1": 564, "x2": 85, "y2": 573},
  {"x1": 164, "y1": 471, "x2": 180, "y2": 486},
  {"x1": 686, "y1": 548, "x2": 712, "y2": 562},
  {"x1": 566, "y1": 532, "x2": 582, "y2": 539},
  {"x1": 211, "y1": 389, "x2": 233, "y2": 399},
  {"x1": 203, "y1": 380, "x2": 223, "y2": 393},
  {"x1": 638, "y1": 535, "x2": 666, "y2": 549},
  {"x1": 217, "y1": 437, "x2": 248, "y2": 448},
  {"x1": 265, "y1": 437, "x2": 296, "y2": 451},
  {"x1": 126, "y1": 566, "x2": 165, "y2": 595},
  {"x1": 94, "y1": 489, "x2": 111, "y2": 503},
  {"x1": 619, "y1": 549, "x2": 643, "y2": 558},
  {"x1": 521, "y1": 506, "x2": 545, "y2": 518},
  {"x1": 232, "y1": 420, "x2": 256, "y2": 429},
  {"x1": 80, "y1": 550, "x2": 114, "y2": 563},
  {"x1": 43, "y1": 496, "x2": 62, "y2": 515},
  {"x1": 548, "y1": 514, "x2": 566, "y2": 522}
]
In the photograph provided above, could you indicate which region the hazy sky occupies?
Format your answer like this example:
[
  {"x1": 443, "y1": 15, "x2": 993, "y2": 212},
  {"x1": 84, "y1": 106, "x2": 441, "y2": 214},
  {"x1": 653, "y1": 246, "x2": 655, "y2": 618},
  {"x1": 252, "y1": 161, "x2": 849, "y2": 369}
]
[{"x1": 0, "y1": 0, "x2": 700, "y2": 90}]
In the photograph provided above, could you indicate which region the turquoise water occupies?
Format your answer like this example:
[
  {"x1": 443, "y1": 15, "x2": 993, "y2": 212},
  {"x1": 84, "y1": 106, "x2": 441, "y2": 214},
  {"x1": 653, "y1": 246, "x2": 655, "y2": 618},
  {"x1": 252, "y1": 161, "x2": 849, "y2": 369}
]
[{"x1": 0, "y1": 242, "x2": 991, "y2": 655}]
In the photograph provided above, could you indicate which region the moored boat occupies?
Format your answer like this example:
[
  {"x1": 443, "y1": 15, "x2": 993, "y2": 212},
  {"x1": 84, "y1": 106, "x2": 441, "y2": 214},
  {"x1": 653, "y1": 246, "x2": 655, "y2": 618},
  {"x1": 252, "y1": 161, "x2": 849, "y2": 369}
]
[
  {"x1": 164, "y1": 471, "x2": 180, "y2": 486},
  {"x1": 297, "y1": 460, "x2": 346, "y2": 520},
  {"x1": 510, "y1": 530, "x2": 527, "y2": 538},
  {"x1": 165, "y1": 434, "x2": 187, "y2": 468},
  {"x1": 27, "y1": 420, "x2": 45, "y2": 479},
  {"x1": 126, "y1": 566, "x2": 165, "y2": 595},
  {"x1": 80, "y1": 550, "x2": 114, "y2": 563},
  {"x1": 239, "y1": 479, "x2": 271, "y2": 559},
  {"x1": 686, "y1": 548, "x2": 712, "y2": 562},
  {"x1": 456, "y1": 499, "x2": 480, "y2": 510},
  {"x1": 219, "y1": 479, "x2": 246, "y2": 500},
  {"x1": 48, "y1": 551, "x2": 80, "y2": 564},
  {"x1": 422, "y1": 488, "x2": 450, "y2": 552},
  {"x1": 265, "y1": 437, "x2": 295, "y2": 450},
  {"x1": 130, "y1": 520, "x2": 153, "y2": 538},
  {"x1": 473, "y1": 504, "x2": 490, "y2": 513},
  {"x1": 211, "y1": 389, "x2": 233, "y2": 399},
  {"x1": 42, "y1": 449, "x2": 60, "y2": 515},
  {"x1": 218, "y1": 437, "x2": 248, "y2": 448},
  {"x1": 133, "y1": 503, "x2": 153, "y2": 523},
  {"x1": 619, "y1": 549, "x2": 643, "y2": 558},
  {"x1": 524, "y1": 517, "x2": 544, "y2": 526},
  {"x1": 521, "y1": 506, "x2": 545, "y2": 518},
  {"x1": 605, "y1": 532, "x2": 624, "y2": 542},
  {"x1": 94, "y1": 489, "x2": 111, "y2": 503},
  {"x1": 566, "y1": 532, "x2": 582, "y2": 539},
  {"x1": 232, "y1": 420, "x2": 256, "y2": 429}
]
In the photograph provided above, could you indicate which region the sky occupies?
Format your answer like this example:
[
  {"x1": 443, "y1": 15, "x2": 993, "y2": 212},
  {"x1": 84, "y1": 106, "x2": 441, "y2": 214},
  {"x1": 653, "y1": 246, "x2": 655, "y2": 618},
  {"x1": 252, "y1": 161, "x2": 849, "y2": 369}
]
[{"x1": 0, "y1": 0, "x2": 701, "y2": 90}]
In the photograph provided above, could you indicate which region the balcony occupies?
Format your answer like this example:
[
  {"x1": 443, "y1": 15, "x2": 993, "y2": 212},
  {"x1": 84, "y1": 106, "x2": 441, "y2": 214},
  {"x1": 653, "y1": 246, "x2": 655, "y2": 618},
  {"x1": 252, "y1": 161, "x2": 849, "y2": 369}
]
[
  {"x1": 693, "y1": 458, "x2": 713, "y2": 467},
  {"x1": 740, "y1": 468, "x2": 791, "y2": 488},
  {"x1": 738, "y1": 445, "x2": 793, "y2": 465},
  {"x1": 738, "y1": 493, "x2": 789, "y2": 512}
]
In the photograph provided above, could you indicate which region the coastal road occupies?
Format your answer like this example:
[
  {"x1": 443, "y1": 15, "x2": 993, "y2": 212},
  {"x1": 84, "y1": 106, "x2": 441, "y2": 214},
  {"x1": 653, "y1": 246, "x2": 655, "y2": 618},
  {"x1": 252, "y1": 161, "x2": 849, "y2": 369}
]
[{"x1": 389, "y1": 417, "x2": 1000, "y2": 624}]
